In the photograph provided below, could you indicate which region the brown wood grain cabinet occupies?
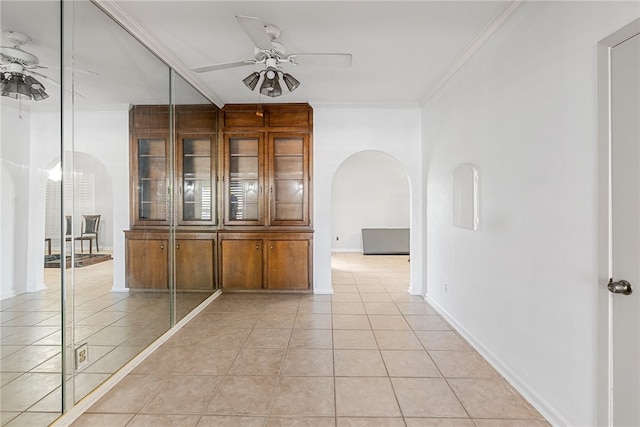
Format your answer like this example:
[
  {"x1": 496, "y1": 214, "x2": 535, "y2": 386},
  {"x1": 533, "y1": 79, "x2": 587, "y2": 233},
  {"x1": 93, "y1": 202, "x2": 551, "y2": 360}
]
[
  {"x1": 221, "y1": 104, "x2": 312, "y2": 229},
  {"x1": 219, "y1": 104, "x2": 314, "y2": 291},
  {"x1": 175, "y1": 238, "x2": 215, "y2": 290},
  {"x1": 129, "y1": 105, "x2": 218, "y2": 228},
  {"x1": 266, "y1": 238, "x2": 310, "y2": 290},
  {"x1": 125, "y1": 235, "x2": 168, "y2": 289},
  {"x1": 219, "y1": 232, "x2": 312, "y2": 291},
  {"x1": 125, "y1": 230, "x2": 216, "y2": 290},
  {"x1": 125, "y1": 104, "x2": 219, "y2": 290},
  {"x1": 219, "y1": 238, "x2": 264, "y2": 289},
  {"x1": 125, "y1": 103, "x2": 313, "y2": 292}
]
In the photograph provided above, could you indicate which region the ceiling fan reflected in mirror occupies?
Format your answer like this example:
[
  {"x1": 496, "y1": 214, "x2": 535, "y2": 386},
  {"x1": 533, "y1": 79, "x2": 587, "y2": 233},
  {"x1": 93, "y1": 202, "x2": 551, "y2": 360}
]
[
  {"x1": 1, "y1": 30, "x2": 96, "y2": 101},
  {"x1": 1, "y1": 31, "x2": 50, "y2": 100},
  {"x1": 192, "y1": 15, "x2": 352, "y2": 97}
]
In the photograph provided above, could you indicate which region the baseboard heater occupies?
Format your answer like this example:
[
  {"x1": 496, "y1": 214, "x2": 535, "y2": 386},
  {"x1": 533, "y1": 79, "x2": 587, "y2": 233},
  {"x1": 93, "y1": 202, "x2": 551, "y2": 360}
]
[{"x1": 361, "y1": 228, "x2": 410, "y2": 255}]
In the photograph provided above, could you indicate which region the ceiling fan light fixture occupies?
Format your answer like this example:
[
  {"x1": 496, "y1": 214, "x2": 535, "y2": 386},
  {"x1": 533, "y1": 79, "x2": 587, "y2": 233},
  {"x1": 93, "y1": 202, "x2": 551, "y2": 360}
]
[
  {"x1": 1, "y1": 71, "x2": 48, "y2": 100},
  {"x1": 259, "y1": 70, "x2": 282, "y2": 97},
  {"x1": 25, "y1": 75, "x2": 49, "y2": 100},
  {"x1": 1, "y1": 72, "x2": 29, "y2": 98},
  {"x1": 283, "y1": 73, "x2": 300, "y2": 92},
  {"x1": 242, "y1": 72, "x2": 260, "y2": 91}
]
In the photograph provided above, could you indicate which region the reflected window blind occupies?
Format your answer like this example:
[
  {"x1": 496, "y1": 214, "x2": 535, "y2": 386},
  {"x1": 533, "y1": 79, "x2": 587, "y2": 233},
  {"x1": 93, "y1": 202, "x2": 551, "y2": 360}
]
[{"x1": 45, "y1": 174, "x2": 95, "y2": 241}]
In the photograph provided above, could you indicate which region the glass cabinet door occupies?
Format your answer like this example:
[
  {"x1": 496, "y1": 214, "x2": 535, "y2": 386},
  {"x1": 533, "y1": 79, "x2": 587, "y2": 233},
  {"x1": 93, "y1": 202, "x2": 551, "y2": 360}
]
[
  {"x1": 269, "y1": 134, "x2": 309, "y2": 225},
  {"x1": 137, "y1": 136, "x2": 168, "y2": 223},
  {"x1": 179, "y1": 134, "x2": 215, "y2": 224},
  {"x1": 225, "y1": 134, "x2": 263, "y2": 225}
]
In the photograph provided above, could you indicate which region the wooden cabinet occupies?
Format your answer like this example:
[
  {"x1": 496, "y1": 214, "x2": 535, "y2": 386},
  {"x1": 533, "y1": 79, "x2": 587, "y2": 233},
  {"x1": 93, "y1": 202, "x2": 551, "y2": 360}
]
[
  {"x1": 266, "y1": 239, "x2": 310, "y2": 290},
  {"x1": 219, "y1": 232, "x2": 312, "y2": 291},
  {"x1": 126, "y1": 236, "x2": 168, "y2": 289},
  {"x1": 125, "y1": 230, "x2": 216, "y2": 290},
  {"x1": 126, "y1": 104, "x2": 219, "y2": 290},
  {"x1": 219, "y1": 238, "x2": 263, "y2": 289},
  {"x1": 178, "y1": 134, "x2": 216, "y2": 225},
  {"x1": 125, "y1": 103, "x2": 313, "y2": 292},
  {"x1": 129, "y1": 105, "x2": 218, "y2": 228},
  {"x1": 268, "y1": 133, "x2": 310, "y2": 226},
  {"x1": 224, "y1": 133, "x2": 264, "y2": 225},
  {"x1": 221, "y1": 104, "x2": 312, "y2": 228},
  {"x1": 175, "y1": 238, "x2": 215, "y2": 290},
  {"x1": 219, "y1": 103, "x2": 314, "y2": 292}
]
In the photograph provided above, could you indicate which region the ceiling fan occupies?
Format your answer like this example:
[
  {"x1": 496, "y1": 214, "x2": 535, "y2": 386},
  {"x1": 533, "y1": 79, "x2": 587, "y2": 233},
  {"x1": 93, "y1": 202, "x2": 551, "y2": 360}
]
[
  {"x1": 192, "y1": 15, "x2": 352, "y2": 97},
  {"x1": 1, "y1": 30, "x2": 52, "y2": 100}
]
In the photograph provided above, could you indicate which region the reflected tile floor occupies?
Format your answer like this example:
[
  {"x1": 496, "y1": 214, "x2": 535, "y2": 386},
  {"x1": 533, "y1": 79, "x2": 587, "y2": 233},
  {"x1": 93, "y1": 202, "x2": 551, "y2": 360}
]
[
  {"x1": 0, "y1": 259, "x2": 211, "y2": 427},
  {"x1": 71, "y1": 254, "x2": 550, "y2": 427}
]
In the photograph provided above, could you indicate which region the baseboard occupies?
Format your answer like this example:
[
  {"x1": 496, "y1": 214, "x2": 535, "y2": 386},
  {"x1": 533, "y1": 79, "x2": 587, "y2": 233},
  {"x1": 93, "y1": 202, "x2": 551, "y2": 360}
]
[
  {"x1": 331, "y1": 248, "x2": 361, "y2": 253},
  {"x1": 50, "y1": 289, "x2": 222, "y2": 427},
  {"x1": 425, "y1": 294, "x2": 570, "y2": 427},
  {"x1": 0, "y1": 290, "x2": 19, "y2": 301}
]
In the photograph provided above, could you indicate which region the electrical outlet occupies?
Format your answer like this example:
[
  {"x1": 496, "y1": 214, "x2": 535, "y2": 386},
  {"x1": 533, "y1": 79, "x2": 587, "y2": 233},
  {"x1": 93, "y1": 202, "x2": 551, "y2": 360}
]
[
  {"x1": 444, "y1": 283, "x2": 448, "y2": 293},
  {"x1": 75, "y1": 342, "x2": 89, "y2": 370}
]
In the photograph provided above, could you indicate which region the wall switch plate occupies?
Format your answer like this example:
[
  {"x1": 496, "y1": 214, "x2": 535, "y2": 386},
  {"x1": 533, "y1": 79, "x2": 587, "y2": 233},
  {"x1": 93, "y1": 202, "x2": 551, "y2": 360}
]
[{"x1": 75, "y1": 342, "x2": 89, "y2": 370}]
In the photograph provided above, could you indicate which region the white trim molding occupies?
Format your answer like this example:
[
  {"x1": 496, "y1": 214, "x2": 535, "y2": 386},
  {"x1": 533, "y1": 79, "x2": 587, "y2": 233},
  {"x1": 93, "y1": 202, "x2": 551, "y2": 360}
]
[
  {"x1": 419, "y1": 0, "x2": 522, "y2": 106},
  {"x1": 91, "y1": 0, "x2": 224, "y2": 108},
  {"x1": 596, "y1": 18, "x2": 640, "y2": 427}
]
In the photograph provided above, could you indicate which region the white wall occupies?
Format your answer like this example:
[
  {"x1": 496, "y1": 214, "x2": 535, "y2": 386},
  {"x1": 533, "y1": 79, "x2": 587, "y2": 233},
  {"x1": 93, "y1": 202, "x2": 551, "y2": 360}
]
[
  {"x1": 1, "y1": 101, "x2": 32, "y2": 299},
  {"x1": 331, "y1": 150, "x2": 410, "y2": 252},
  {"x1": 422, "y1": 2, "x2": 639, "y2": 426},
  {"x1": 26, "y1": 107, "x2": 130, "y2": 293},
  {"x1": 73, "y1": 108, "x2": 129, "y2": 291},
  {"x1": 314, "y1": 107, "x2": 422, "y2": 294}
]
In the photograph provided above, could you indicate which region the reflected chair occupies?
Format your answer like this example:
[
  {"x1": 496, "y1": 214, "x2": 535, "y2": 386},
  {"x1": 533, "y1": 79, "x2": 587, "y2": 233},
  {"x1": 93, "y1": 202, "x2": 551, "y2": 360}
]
[
  {"x1": 64, "y1": 215, "x2": 72, "y2": 244},
  {"x1": 80, "y1": 214, "x2": 101, "y2": 253}
]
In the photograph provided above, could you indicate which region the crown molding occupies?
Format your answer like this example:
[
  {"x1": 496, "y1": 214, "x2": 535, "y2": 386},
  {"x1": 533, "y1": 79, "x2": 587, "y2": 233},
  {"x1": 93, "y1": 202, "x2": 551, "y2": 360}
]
[
  {"x1": 91, "y1": 0, "x2": 224, "y2": 108},
  {"x1": 419, "y1": 0, "x2": 522, "y2": 106}
]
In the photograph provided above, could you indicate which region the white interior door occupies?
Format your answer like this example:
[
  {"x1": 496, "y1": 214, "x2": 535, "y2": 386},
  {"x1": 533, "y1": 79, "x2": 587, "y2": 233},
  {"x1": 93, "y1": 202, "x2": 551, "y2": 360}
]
[{"x1": 610, "y1": 31, "x2": 640, "y2": 426}]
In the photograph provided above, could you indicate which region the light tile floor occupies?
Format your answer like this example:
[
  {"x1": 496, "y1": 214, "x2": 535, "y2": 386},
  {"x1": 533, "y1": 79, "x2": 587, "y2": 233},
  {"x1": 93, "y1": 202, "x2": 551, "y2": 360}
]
[
  {"x1": 1, "y1": 258, "x2": 211, "y2": 427},
  {"x1": 70, "y1": 253, "x2": 550, "y2": 427}
]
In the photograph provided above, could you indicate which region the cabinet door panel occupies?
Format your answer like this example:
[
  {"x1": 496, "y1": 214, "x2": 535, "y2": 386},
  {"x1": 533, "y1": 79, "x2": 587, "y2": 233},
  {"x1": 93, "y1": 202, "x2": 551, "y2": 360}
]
[
  {"x1": 220, "y1": 239, "x2": 263, "y2": 289},
  {"x1": 126, "y1": 239, "x2": 168, "y2": 289},
  {"x1": 267, "y1": 240, "x2": 309, "y2": 290},
  {"x1": 269, "y1": 134, "x2": 309, "y2": 226},
  {"x1": 176, "y1": 239, "x2": 214, "y2": 290},
  {"x1": 225, "y1": 134, "x2": 264, "y2": 225},
  {"x1": 179, "y1": 134, "x2": 216, "y2": 225},
  {"x1": 134, "y1": 136, "x2": 169, "y2": 225}
]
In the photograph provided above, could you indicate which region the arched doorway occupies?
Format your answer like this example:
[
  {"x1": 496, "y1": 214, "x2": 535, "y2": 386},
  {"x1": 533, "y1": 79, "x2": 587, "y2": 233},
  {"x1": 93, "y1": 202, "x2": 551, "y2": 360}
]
[{"x1": 330, "y1": 150, "x2": 411, "y2": 292}]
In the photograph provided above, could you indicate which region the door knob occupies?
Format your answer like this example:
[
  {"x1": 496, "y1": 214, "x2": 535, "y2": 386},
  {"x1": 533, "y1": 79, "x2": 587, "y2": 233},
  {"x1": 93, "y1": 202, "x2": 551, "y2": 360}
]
[{"x1": 608, "y1": 279, "x2": 633, "y2": 295}]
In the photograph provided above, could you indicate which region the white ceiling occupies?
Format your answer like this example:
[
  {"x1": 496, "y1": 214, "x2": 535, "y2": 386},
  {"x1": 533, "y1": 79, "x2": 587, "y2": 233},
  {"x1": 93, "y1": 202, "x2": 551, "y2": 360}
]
[
  {"x1": 2, "y1": 1, "x2": 516, "y2": 108},
  {"x1": 110, "y1": 0, "x2": 513, "y2": 107}
]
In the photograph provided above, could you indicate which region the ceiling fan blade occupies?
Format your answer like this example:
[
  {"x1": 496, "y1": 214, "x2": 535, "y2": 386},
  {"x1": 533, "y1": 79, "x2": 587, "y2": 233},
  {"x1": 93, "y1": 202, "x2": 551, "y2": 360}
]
[
  {"x1": 236, "y1": 15, "x2": 273, "y2": 51},
  {"x1": 29, "y1": 70, "x2": 86, "y2": 98},
  {"x1": 288, "y1": 53, "x2": 353, "y2": 67},
  {"x1": 37, "y1": 64, "x2": 99, "y2": 76},
  {"x1": 192, "y1": 59, "x2": 256, "y2": 73},
  {"x1": 29, "y1": 70, "x2": 58, "y2": 86}
]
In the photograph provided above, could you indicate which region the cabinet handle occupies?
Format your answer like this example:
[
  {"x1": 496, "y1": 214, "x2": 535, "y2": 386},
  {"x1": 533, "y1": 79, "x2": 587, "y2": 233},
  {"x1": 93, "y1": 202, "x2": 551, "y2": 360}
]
[
  {"x1": 176, "y1": 243, "x2": 180, "y2": 250},
  {"x1": 161, "y1": 244, "x2": 165, "y2": 250},
  {"x1": 270, "y1": 186, "x2": 273, "y2": 194},
  {"x1": 256, "y1": 244, "x2": 260, "y2": 250},
  {"x1": 270, "y1": 244, "x2": 273, "y2": 250}
]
